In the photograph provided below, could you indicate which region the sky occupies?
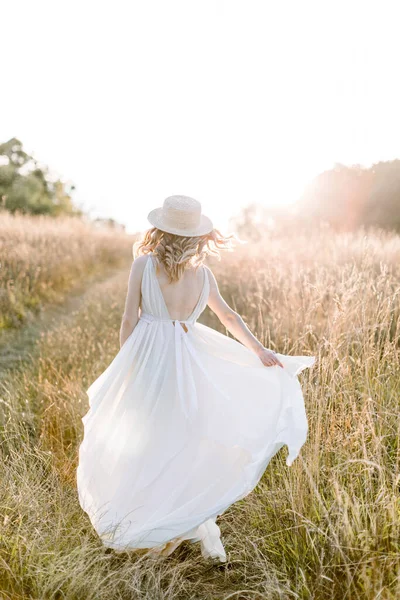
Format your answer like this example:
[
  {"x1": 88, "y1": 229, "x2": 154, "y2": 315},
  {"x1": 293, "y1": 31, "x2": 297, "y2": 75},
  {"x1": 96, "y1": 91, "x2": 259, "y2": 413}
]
[{"x1": 2, "y1": 0, "x2": 400, "y2": 234}]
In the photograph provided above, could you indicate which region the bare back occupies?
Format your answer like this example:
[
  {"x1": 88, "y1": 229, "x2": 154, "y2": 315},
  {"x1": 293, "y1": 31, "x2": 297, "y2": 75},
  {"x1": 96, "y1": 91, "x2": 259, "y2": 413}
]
[{"x1": 150, "y1": 254, "x2": 207, "y2": 321}]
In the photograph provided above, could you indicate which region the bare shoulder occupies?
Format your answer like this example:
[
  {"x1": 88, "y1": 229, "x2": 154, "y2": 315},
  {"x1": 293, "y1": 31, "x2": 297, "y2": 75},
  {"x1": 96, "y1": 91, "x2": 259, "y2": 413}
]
[
  {"x1": 203, "y1": 264, "x2": 218, "y2": 289},
  {"x1": 132, "y1": 254, "x2": 150, "y2": 268},
  {"x1": 203, "y1": 263, "x2": 236, "y2": 319},
  {"x1": 129, "y1": 254, "x2": 150, "y2": 278}
]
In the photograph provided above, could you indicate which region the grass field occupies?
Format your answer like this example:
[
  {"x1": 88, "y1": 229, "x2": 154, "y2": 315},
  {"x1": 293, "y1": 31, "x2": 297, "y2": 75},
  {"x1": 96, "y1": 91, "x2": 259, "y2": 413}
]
[
  {"x1": 0, "y1": 212, "x2": 136, "y2": 330},
  {"x1": 1, "y1": 218, "x2": 399, "y2": 599}
]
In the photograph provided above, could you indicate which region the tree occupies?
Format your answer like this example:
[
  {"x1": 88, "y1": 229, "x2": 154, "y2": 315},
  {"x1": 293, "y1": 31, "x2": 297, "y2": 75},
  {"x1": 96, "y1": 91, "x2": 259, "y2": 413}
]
[
  {"x1": 0, "y1": 138, "x2": 82, "y2": 217},
  {"x1": 297, "y1": 160, "x2": 400, "y2": 233}
]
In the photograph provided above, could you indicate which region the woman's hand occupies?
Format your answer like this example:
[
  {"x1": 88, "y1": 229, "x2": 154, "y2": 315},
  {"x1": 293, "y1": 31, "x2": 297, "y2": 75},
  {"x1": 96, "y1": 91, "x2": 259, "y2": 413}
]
[{"x1": 256, "y1": 347, "x2": 284, "y2": 368}]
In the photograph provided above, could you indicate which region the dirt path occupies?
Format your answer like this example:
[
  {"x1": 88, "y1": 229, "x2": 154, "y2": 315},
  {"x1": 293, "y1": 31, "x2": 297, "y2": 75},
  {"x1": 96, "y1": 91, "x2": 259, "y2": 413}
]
[{"x1": 0, "y1": 263, "x2": 131, "y2": 380}]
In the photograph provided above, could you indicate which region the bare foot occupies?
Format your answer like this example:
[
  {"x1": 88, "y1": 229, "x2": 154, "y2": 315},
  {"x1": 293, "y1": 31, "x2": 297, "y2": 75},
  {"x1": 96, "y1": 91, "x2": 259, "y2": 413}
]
[
  {"x1": 145, "y1": 537, "x2": 185, "y2": 558},
  {"x1": 159, "y1": 537, "x2": 185, "y2": 556}
]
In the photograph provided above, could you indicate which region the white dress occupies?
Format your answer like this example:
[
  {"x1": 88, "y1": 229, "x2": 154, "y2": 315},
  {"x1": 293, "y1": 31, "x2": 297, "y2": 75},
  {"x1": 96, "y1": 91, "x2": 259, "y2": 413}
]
[{"x1": 76, "y1": 254, "x2": 315, "y2": 562}]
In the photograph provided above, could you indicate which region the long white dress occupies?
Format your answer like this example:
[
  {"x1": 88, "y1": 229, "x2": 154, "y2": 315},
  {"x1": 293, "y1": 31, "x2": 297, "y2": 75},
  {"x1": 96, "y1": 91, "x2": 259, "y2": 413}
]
[{"x1": 76, "y1": 254, "x2": 315, "y2": 562}]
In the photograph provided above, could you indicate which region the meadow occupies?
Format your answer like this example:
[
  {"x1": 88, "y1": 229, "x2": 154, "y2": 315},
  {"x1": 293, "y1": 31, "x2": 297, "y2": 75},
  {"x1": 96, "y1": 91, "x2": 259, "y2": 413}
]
[
  {"x1": 0, "y1": 212, "x2": 135, "y2": 330},
  {"x1": 0, "y1": 215, "x2": 399, "y2": 599}
]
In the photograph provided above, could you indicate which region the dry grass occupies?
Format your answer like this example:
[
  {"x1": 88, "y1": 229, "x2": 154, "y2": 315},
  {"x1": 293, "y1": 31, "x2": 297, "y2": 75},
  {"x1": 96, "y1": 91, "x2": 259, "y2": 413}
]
[
  {"x1": 0, "y1": 222, "x2": 399, "y2": 599},
  {"x1": 0, "y1": 212, "x2": 136, "y2": 330}
]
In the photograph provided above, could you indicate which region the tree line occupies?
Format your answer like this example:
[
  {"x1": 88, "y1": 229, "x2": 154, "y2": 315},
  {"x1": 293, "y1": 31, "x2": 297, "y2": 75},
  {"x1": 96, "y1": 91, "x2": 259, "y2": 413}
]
[
  {"x1": 2, "y1": 138, "x2": 399, "y2": 235},
  {"x1": 231, "y1": 161, "x2": 400, "y2": 239},
  {"x1": 0, "y1": 138, "x2": 81, "y2": 217},
  {"x1": 298, "y1": 161, "x2": 400, "y2": 232}
]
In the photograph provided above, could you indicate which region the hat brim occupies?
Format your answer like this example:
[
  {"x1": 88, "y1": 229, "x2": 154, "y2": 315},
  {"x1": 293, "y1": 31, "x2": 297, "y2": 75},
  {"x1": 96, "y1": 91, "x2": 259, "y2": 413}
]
[{"x1": 147, "y1": 207, "x2": 214, "y2": 237}]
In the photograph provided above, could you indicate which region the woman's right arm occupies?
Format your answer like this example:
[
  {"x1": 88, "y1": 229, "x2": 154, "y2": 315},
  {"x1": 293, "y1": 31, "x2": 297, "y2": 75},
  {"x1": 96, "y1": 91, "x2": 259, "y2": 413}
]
[
  {"x1": 205, "y1": 266, "x2": 284, "y2": 368},
  {"x1": 119, "y1": 255, "x2": 147, "y2": 348}
]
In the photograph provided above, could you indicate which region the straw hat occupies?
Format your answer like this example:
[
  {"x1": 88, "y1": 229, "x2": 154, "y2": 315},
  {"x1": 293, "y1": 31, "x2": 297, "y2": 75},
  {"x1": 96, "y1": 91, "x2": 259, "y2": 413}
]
[{"x1": 147, "y1": 195, "x2": 214, "y2": 237}]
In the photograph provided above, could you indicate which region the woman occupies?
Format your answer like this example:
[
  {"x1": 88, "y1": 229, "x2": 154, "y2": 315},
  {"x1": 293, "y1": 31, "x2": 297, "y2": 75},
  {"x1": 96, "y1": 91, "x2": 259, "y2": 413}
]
[{"x1": 76, "y1": 195, "x2": 315, "y2": 563}]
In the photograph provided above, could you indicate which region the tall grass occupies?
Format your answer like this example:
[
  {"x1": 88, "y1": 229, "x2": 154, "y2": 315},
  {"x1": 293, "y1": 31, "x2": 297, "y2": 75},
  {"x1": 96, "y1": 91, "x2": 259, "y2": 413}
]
[
  {"x1": 0, "y1": 223, "x2": 399, "y2": 599},
  {"x1": 0, "y1": 212, "x2": 136, "y2": 330}
]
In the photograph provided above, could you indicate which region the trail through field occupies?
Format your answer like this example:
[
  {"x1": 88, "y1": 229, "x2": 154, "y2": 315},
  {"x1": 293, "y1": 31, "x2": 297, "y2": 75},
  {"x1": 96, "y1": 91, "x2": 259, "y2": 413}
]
[{"x1": 0, "y1": 263, "x2": 130, "y2": 381}]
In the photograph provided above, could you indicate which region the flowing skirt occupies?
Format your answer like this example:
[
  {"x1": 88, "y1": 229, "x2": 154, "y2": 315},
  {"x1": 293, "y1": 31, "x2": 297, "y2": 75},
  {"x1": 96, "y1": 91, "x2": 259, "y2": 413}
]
[{"x1": 76, "y1": 318, "x2": 315, "y2": 561}]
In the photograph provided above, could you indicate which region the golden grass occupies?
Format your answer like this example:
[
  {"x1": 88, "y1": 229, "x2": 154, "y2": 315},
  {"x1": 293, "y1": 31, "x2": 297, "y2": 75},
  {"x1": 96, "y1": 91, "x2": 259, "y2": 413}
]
[
  {"x1": 0, "y1": 223, "x2": 399, "y2": 599},
  {"x1": 0, "y1": 212, "x2": 136, "y2": 330}
]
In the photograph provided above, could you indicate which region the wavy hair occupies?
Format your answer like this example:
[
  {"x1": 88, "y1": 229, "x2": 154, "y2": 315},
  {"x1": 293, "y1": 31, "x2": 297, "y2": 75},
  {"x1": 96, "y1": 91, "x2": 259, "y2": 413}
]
[{"x1": 132, "y1": 227, "x2": 244, "y2": 283}]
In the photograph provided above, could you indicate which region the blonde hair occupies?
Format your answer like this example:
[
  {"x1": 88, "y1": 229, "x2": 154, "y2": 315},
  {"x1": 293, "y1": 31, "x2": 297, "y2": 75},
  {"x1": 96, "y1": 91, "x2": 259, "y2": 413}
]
[{"x1": 133, "y1": 227, "x2": 243, "y2": 283}]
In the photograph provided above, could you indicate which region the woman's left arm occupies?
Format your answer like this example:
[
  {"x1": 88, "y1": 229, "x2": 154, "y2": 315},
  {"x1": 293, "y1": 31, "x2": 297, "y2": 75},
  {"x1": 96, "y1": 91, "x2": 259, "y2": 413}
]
[{"x1": 119, "y1": 255, "x2": 147, "y2": 348}]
